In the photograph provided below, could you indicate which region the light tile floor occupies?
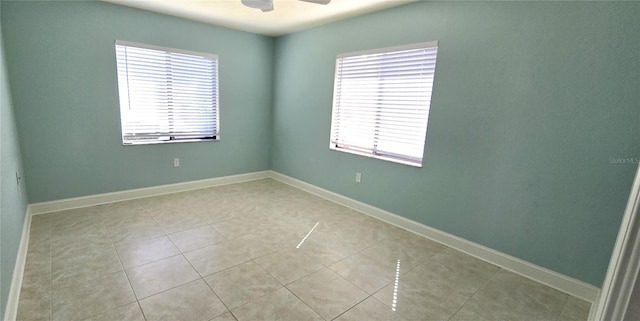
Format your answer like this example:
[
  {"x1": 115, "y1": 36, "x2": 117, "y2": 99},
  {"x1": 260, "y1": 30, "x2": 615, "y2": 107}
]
[{"x1": 16, "y1": 178, "x2": 591, "y2": 321}]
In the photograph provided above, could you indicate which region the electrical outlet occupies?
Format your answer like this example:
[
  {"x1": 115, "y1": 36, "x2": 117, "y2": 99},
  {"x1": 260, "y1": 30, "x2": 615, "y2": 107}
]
[
  {"x1": 356, "y1": 172, "x2": 362, "y2": 183},
  {"x1": 173, "y1": 158, "x2": 180, "y2": 167}
]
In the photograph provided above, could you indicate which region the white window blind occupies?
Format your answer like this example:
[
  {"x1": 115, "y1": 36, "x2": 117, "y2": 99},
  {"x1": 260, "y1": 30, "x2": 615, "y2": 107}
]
[
  {"x1": 115, "y1": 41, "x2": 219, "y2": 145},
  {"x1": 329, "y1": 41, "x2": 438, "y2": 167}
]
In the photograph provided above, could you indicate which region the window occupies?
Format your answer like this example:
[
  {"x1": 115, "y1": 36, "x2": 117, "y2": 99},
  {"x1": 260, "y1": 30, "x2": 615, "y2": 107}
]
[
  {"x1": 115, "y1": 41, "x2": 219, "y2": 145},
  {"x1": 329, "y1": 41, "x2": 438, "y2": 167}
]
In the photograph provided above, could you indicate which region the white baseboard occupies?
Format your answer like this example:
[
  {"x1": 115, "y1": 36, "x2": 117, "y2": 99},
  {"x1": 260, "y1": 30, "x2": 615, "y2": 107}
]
[
  {"x1": 20, "y1": 169, "x2": 599, "y2": 303},
  {"x1": 29, "y1": 171, "x2": 271, "y2": 215},
  {"x1": 3, "y1": 207, "x2": 31, "y2": 321},
  {"x1": 268, "y1": 171, "x2": 600, "y2": 302}
]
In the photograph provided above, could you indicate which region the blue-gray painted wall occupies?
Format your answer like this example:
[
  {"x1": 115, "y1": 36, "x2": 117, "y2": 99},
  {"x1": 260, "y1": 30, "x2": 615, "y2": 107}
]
[{"x1": 0, "y1": 2, "x2": 29, "y2": 317}]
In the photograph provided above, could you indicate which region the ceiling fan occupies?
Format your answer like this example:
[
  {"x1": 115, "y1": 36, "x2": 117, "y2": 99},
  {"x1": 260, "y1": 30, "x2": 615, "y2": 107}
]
[{"x1": 241, "y1": 0, "x2": 331, "y2": 12}]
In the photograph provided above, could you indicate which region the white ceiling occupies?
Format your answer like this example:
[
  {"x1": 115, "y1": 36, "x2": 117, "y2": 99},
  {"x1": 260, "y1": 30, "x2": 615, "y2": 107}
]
[{"x1": 103, "y1": 0, "x2": 417, "y2": 36}]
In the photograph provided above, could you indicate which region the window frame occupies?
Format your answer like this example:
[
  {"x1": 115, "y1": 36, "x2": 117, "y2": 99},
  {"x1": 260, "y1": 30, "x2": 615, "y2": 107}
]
[
  {"x1": 329, "y1": 41, "x2": 438, "y2": 167},
  {"x1": 114, "y1": 40, "x2": 220, "y2": 146}
]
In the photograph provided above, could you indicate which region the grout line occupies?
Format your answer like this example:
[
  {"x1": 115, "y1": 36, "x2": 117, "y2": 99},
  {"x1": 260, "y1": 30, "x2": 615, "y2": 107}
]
[
  {"x1": 221, "y1": 262, "x2": 285, "y2": 315},
  {"x1": 283, "y1": 285, "x2": 327, "y2": 320},
  {"x1": 99, "y1": 207, "x2": 138, "y2": 301},
  {"x1": 556, "y1": 294, "x2": 571, "y2": 321},
  {"x1": 201, "y1": 272, "x2": 235, "y2": 318},
  {"x1": 97, "y1": 205, "x2": 164, "y2": 321},
  {"x1": 445, "y1": 268, "x2": 500, "y2": 321},
  {"x1": 136, "y1": 300, "x2": 149, "y2": 321},
  {"x1": 330, "y1": 294, "x2": 372, "y2": 321},
  {"x1": 134, "y1": 275, "x2": 201, "y2": 301},
  {"x1": 92, "y1": 209, "x2": 143, "y2": 320},
  {"x1": 327, "y1": 270, "x2": 376, "y2": 320}
]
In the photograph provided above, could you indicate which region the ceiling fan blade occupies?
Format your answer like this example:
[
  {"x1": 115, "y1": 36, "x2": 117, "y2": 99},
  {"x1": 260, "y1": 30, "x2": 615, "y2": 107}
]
[
  {"x1": 261, "y1": 5, "x2": 274, "y2": 12},
  {"x1": 241, "y1": 0, "x2": 273, "y2": 10},
  {"x1": 298, "y1": 0, "x2": 331, "y2": 5}
]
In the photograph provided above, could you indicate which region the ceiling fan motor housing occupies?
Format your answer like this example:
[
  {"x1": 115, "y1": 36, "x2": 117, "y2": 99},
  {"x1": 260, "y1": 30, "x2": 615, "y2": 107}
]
[
  {"x1": 241, "y1": 0, "x2": 331, "y2": 12},
  {"x1": 241, "y1": 0, "x2": 273, "y2": 10}
]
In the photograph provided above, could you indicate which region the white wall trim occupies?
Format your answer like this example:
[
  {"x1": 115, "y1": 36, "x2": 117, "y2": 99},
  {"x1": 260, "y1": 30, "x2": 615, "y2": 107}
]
[
  {"x1": 268, "y1": 171, "x2": 600, "y2": 302},
  {"x1": 589, "y1": 165, "x2": 640, "y2": 321},
  {"x1": 29, "y1": 171, "x2": 270, "y2": 215},
  {"x1": 3, "y1": 207, "x2": 31, "y2": 321}
]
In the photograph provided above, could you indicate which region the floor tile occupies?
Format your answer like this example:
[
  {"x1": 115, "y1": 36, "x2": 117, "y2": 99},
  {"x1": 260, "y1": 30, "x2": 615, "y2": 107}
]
[
  {"x1": 558, "y1": 296, "x2": 591, "y2": 321},
  {"x1": 168, "y1": 225, "x2": 226, "y2": 252},
  {"x1": 209, "y1": 312, "x2": 237, "y2": 321},
  {"x1": 231, "y1": 287, "x2": 323, "y2": 321},
  {"x1": 22, "y1": 243, "x2": 51, "y2": 283},
  {"x1": 82, "y1": 302, "x2": 145, "y2": 321},
  {"x1": 254, "y1": 247, "x2": 325, "y2": 285},
  {"x1": 100, "y1": 211, "x2": 152, "y2": 230},
  {"x1": 51, "y1": 221, "x2": 109, "y2": 246},
  {"x1": 51, "y1": 242, "x2": 122, "y2": 285},
  {"x1": 105, "y1": 214, "x2": 165, "y2": 244},
  {"x1": 31, "y1": 213, "x2": 52, "y2": 223},
  {"x1": 48, "y1": 207, "x2": 101, "y2": 227},
  {"x1": 296, "y1": 235, "x2": 360, "y2": 266},
  {"x1": 28, "y1": 220, "x2": 51, "y2": 245},
  {"x1": 16, "y1": 280, "x2": 51, "y2": 321},
  {"x1": 151, "y1": 208, "x2": 209, "y2": 234},
  {"x1": 225, "y1": 228, "x2": 291, "y2": 259},
  {"x1": 142, "y1": 195, "x2": 189, "y2": 215},
  {"x1": 204, "y1": 261, "x2": 282, "y2": 309},
  {"x1": 50, "y1": 232, "x2": 112, "y2": 254},
  {"x1": 125, "y1": 254, "x2": 200, "y2": 299},
  {"x1": 51, "y1": 271, "x2": 136, "y2": 321},
  {"x1": 373, "y1": 252, "x2": 496, "y2": 321},
  {"x1": 359, "y1": 236, "x2": 446, "y2": 272},
  {"x1": 211, "y1": 218, "x2": 260, "y2": 239},
  {"x1": 99, "y1": 201, "x2": 147, "y2": 225},
  {"x1": 115, "y1": 235, "x2": 180, "y2": 269},
  {"x1": 195, "y1": 199, "x2": 243, "y2": 224},
  {"x1": 287, "y1": 268, "x2": 368, "y2": 320},
  {"x1": 263, "y1": 209, "x2": 322, "y2": 233},
  {"x1": 387, "y1": 228, "x2": 447, "y2": 251},
  {"x1": 448, "y1": 306, "x2": 496, "y2": 321},
  {"x1": 329, "y1": 252, "x2": 396, "y2": 294},
  {"x1": 451, "y1": 269, "x2": 568, "y2": 321},
  {"x1": 183, "y1": 241, "x2": 252, "y2": 277},
  {"x1": 140, "y1": 280, "x2": 228, "y2": 321},
  {"x1": 423, "y1": 248, "x2": 500, "y2": 288},
  {"x1": 335, "y1": 297, "x2": 408, "y2": 321}
]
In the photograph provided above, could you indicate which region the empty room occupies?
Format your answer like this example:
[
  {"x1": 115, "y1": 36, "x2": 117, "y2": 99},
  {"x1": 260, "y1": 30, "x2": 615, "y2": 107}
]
[{"x1": 1, "y1": 0, "x2": 639, "y2": 320}]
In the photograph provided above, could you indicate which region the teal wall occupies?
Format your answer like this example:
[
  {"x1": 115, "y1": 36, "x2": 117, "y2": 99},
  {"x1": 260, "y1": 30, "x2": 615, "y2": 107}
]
[
  {"x1": 0, "y1": 3, "x2": 29, "y2": 318},
  {"x1": 270, "y1": 1, "x2": 640, "y2": 286},
  {"x1": 1, "y1": 1, "x2": 274, "y2": 203}
]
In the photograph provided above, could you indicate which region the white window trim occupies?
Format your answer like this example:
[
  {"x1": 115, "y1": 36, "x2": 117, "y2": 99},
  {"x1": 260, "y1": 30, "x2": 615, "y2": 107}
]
[
  {"x1": 115, "y1": 40, "x2": 219, "y2": 60},
  {"x1": 335, "y1": 41, "x2": 438, "y2": 60}
]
